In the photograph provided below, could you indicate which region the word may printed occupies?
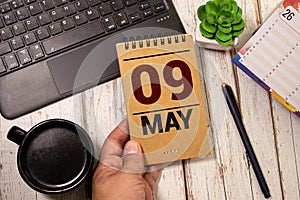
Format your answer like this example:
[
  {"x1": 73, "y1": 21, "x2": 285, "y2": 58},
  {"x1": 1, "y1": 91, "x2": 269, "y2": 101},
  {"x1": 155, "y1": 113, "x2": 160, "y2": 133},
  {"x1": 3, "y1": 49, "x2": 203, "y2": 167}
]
[{"x1": 141, "y1": 109, "x2": 193, "y2": 135}]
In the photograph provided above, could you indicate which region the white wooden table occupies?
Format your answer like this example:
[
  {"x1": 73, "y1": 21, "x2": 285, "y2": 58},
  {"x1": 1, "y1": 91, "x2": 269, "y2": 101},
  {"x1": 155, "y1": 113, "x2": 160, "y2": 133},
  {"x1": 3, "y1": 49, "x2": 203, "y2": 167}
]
[{"x1": 1, "y1": 0, "x2": 299, "y2": 199}]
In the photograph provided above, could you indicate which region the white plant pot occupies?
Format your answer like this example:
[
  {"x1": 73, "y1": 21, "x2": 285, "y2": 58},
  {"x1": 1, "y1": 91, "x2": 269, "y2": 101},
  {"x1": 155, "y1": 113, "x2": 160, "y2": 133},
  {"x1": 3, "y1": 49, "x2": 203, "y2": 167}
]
[{"x1": 195, "y1": 20, "x2": 238, "y2": 51}]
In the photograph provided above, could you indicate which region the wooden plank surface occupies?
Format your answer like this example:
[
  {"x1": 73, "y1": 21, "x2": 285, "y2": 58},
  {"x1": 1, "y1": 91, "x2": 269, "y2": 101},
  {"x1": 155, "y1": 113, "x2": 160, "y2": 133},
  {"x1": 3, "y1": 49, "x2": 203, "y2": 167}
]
[
  {"x1": 0, "y1": 0, "x2": 299, "y2": 200},
  {"x1": 180, "y1": 0, "x2": 258, "y2": 199}
]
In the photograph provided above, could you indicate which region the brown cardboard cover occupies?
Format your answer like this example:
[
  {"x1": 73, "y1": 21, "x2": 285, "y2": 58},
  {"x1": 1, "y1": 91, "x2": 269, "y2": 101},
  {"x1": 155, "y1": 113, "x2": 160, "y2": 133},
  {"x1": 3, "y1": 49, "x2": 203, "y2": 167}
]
[{"x1": 116, "y1": 34, "x2": 210, "y2": 165}]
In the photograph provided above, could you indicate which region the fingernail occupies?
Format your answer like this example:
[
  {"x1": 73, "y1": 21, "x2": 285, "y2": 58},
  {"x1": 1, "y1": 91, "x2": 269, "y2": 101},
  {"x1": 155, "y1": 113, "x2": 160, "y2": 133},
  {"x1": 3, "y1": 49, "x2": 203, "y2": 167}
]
[{"x1": 125, "y1": 141, "x2": 139, "y2": 154}]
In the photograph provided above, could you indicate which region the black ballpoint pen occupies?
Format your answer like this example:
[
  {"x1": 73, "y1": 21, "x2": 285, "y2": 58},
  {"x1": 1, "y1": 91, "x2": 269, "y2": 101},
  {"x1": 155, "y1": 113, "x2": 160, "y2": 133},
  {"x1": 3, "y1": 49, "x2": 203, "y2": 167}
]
[{"x1": 222, "y1": 83, "x2": 271, "y2": 199}]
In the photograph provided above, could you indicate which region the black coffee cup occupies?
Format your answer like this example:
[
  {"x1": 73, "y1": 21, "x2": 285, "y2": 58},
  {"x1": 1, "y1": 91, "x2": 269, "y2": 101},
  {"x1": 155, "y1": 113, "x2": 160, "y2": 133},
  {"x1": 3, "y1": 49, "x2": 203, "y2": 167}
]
[{"x1": 7, "y1": 119, "x2": 94, "y2": 194}]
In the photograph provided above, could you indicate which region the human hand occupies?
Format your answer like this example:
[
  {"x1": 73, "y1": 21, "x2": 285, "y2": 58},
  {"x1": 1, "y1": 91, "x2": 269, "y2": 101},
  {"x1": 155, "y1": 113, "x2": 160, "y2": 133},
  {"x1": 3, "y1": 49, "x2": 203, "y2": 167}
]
[{"x1": 92, "y1": 120, "x2": 161, "y2": 200}]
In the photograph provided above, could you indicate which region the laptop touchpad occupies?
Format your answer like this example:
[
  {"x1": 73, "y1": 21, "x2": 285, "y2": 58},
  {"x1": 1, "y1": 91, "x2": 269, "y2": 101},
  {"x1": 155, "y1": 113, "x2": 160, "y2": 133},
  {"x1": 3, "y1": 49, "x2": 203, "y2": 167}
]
[{"x1": 48, "y1": 40, "x2": 120, "y2": 95}]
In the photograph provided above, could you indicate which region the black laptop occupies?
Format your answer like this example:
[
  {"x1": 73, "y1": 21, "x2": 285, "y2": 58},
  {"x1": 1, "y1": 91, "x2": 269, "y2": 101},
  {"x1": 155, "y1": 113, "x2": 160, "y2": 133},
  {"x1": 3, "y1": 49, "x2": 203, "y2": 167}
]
[{"x1": 0, "y1": 0, "x2": 185, "y2": 119}]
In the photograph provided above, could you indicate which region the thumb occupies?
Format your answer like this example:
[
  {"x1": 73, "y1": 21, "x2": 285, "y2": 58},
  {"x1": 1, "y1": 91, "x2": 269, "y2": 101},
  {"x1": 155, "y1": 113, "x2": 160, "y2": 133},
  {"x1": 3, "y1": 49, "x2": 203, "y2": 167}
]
[{"x1": 122, "y1": 140, "x2": 144, "y2": 173}]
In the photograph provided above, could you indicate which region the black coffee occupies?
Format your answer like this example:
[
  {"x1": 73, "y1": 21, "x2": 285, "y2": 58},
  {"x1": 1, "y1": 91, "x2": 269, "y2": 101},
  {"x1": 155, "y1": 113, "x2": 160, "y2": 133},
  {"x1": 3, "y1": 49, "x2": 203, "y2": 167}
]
[{"x1": 22, "y1": 126, "x2": 87, "y2": 187}]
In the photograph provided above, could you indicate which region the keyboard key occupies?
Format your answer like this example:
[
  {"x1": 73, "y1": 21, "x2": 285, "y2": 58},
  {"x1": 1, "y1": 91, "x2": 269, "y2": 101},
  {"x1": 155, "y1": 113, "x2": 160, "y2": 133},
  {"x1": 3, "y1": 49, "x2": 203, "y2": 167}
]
[
  {"x1": 37, "y1": 13, "x2": 52, "y2": 25},
  {"x1": 49, "y1": 22, "x2": 63, "y2": 35},
  {"x1": 17, "y1": 48, "x2": 32, "y2": 64},
  {"x1": 10, "y1": 36, "x2": 25, "y2": 50},
  {"x1": 0, "y1": 28, "x2": 14, "y2": 40},
  {"x1": 24, "y1": 0, "x2": 36, "y2": 5},
  {"x1": 29, "y1": 44, "x2": 44, "y2": 60},
  {"x1": 124, "y1": 0, "x2": 136, "y2": 7},
  {"x1": 23, "y1": 32, "x2": 37, "y2": 45},
  {"x1": 0, "y1": 3, "x2": 12, "y2": 14},
  {"x1": 40, "y1": 0, "x2": 55, "y2": 11},
  {"x1": 86, "y1": 8, "x2": 100, "y2": 21},
  {"x1": 12, "y1": 23, "x2": 26, "y2": 35},
  {"x1": 129, "y1": 12, "x2": 141, "y2": 22},
  {"x1": 87, "y1": 0, "x2": 101, "y2": 7},
  {"x1": 42, "y1": 20, "x2": 104, "y2": 54},
  {"x1": 50, "y1": 8, "x2": 64, "y2": 21},
  {"x1": 36, "y1": 27, "x2": 50, "y2": 40},
  {"x1": 126, "y1": 4, "x2": 138, "y2": 15},
  {"x1": 99, "y1": 3, "x2": 112, "y2": 16},
  {"x1": 75, "y1": 0, "x2": 89, "y2": 11},
  {"x1": 4, "y1": 53, "x2": 19, "y2": 69},
  {"x1": 11, "y1": 0, "x2": 24, "y2": 9},
  {"x1": 139, "y1": 1, "x2": 150, "y2": 10},
  {"x1": 0, "y1": 18, "x2": 4, "y2": 28},
  {"x1": 0, "y1": 59, "x2": 6, "y2": 73},
  {"x1": 61, "y1": 18, "x2": 75, "y2": 30},
  {"x1": 24, "y1": 18, "x2": 39, "y2": 30},
  {"x1": 154, "y1": 3, "x2": 166, "y2": 13},
  {"x1": 115, "y1": 11, "x2": 129, "y2": 27},
  {"x1": 16, "y1": 8, "x2": 30, "y2": 20},
  {"x1": 54, "y1": 0, "x2": 68, "y2": 6},
  {"x1": 111, "y1": 0, "x2": 124, "y2": 11},
  {"x1": 143, "y1": 9, "x2": 153, "y2": 17},
  {"x1": 3, "y1": 13, "x2": 17, "y2": 25},
  {"x1": 62, "y1": 4, "x2": 77, "y2": 16},
  {"x1": 102, "y1": 16, "x2": 117, "y2": 31},
  {"x1": 74, "y1": 13, "x2": 88, "y2": 25},
  {"x1": 0, "y1": 42, "x2": 12, "y2": 56},
  {"x1": 28, "y1": 2, "x2": 42, "y2": 15}
]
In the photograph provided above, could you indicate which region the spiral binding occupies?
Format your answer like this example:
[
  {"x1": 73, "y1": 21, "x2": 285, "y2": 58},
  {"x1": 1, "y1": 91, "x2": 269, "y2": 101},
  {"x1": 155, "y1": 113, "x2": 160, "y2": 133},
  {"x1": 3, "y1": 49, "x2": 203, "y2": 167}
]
[{"x1": 124, "y1": 34, "x2": 186, "y2": 50}]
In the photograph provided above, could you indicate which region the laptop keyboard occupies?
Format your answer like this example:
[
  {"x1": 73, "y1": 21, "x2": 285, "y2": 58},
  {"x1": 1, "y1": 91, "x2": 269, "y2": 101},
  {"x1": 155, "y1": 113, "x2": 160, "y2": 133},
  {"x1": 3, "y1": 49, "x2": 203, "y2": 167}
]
[{"x1": 0, "y1": 0, "x2": 167, "y2": 75}]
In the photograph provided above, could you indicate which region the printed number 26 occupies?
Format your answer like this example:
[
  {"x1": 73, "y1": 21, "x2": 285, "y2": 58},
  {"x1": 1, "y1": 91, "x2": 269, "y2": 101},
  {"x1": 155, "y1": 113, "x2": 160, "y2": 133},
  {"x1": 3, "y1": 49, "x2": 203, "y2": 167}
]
[
  {"x1": 282, "y1": 8, "x2": 295, "y2": 21},
  {"x1": 131, "y1": 60, "x2": 193, "y2": 104}
]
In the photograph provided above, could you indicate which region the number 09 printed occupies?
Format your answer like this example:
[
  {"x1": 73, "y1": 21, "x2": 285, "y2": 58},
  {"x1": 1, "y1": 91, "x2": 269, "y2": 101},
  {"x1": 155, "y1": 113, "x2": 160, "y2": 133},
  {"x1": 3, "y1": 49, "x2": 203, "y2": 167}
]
[{"x1": 131, "y1": 60, "x2": 193, "y2": 104}]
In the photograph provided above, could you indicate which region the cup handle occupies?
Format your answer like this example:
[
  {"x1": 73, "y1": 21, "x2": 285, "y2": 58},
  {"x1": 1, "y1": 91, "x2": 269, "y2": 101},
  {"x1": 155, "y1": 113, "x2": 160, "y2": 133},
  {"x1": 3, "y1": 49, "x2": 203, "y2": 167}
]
[{"x1": 7, "y1": 126, "x2": 27, "y2": 145}]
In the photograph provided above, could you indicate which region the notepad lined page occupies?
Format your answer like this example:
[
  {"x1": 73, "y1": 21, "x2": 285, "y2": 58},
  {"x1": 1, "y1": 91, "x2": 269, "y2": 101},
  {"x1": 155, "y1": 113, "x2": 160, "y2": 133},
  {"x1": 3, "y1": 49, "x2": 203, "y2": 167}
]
[{"x1": 238, "y1": 7, "x2": 300, "y2": 111}]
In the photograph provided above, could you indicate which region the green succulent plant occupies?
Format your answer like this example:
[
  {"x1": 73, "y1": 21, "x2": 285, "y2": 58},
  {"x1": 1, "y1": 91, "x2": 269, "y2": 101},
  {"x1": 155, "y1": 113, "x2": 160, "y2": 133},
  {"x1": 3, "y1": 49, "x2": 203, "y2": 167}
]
[{"x1": 197, "y1": 0, "x2": 245, "y2": 46}]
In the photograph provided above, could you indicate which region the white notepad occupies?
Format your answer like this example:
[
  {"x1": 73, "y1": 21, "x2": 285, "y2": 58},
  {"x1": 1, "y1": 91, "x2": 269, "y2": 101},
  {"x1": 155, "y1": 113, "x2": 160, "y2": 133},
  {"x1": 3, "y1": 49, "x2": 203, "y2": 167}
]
[{"x1": 233, "y1": 0, "x2": 300, "y2": 117}]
